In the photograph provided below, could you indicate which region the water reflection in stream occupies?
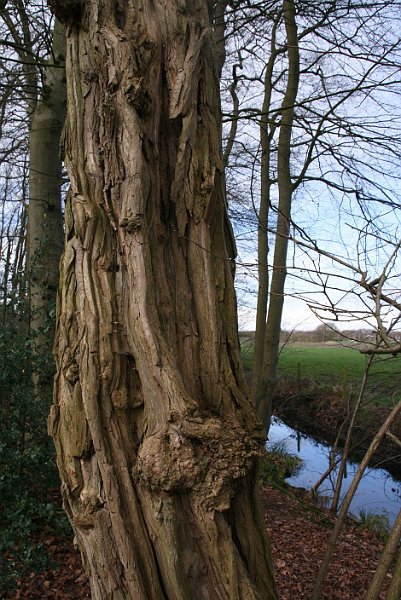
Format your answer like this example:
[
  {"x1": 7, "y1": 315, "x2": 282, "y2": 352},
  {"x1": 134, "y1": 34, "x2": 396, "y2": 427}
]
[{"x1": 268, "y1": 417, "x2": 401, "y2": 526}]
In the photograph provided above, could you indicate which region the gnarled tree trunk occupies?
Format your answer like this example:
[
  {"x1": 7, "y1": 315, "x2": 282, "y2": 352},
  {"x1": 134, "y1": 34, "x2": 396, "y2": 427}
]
[{"x1": 49, "y1": 1, "x2": 278, "y2": 598}]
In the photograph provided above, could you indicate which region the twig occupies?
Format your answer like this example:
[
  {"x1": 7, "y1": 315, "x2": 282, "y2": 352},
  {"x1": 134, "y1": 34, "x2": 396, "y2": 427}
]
[{"x1": 311, "y1": 400, "x2": 401, "y2": 600}]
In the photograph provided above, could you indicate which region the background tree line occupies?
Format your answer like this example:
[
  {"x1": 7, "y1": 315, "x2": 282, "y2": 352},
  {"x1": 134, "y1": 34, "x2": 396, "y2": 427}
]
[{"x1": 0, "y1": 1, "x2": 67, "y2": 590}]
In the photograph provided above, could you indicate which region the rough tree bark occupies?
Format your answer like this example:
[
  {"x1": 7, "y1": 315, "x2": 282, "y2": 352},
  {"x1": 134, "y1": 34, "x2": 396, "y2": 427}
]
[{"x1": 48, "y1": 1, "x2": 278, "y2": 599}]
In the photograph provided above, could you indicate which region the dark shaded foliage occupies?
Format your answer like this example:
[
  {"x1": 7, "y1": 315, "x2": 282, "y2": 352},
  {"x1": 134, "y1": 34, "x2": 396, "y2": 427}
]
[{"x1": 0, "y1": 314, "x2": 69, "y2": 594}]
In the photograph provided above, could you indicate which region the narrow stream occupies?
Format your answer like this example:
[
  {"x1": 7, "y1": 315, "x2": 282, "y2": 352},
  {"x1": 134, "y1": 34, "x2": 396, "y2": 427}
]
[{"x1": 268, "y1": 417, "x2": 401, "y2": 526}]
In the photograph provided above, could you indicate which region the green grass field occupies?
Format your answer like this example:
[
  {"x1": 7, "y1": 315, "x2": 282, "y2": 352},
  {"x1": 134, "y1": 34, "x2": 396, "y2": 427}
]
[{"x1": 242, "y1": 342, "x2": 401, "y2": 406}]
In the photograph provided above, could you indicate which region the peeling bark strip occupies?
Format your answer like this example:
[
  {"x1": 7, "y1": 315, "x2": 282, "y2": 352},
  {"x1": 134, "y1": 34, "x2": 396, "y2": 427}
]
[{"x1": 49, "y1": 1, "x2": 278, "y2": 598}]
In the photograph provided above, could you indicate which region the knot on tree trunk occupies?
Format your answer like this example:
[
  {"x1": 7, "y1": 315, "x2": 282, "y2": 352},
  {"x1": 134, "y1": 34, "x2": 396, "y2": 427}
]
[
  {"x1": 137, "y1": 426, "x2": 202, "y2": 493},
  {"x1": 135, "y1": 415, "x2": 264, "y2": 510}
]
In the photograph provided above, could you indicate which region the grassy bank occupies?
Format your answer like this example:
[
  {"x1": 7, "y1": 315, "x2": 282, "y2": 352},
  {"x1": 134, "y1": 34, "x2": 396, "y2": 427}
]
[{"x1": 242, "y1": 340, "x2": 401, "y2": 406}]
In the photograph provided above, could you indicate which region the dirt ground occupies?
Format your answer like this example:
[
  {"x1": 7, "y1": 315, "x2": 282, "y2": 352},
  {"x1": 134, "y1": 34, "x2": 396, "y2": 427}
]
[{"x1": 263, "y1": 486, "x2": 392, "y2": 599}]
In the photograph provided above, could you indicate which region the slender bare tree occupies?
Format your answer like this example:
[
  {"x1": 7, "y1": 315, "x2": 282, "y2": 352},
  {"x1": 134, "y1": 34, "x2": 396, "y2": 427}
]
[
  {"x1": 28, "y1": 17, "x2": 65, "y2": 403},
  {"x1": 0, "y1": 2, "x2": 66, "y2": 408},
  {"x1": 221, "y1": 0, "x2": 401, "y2": 429}
]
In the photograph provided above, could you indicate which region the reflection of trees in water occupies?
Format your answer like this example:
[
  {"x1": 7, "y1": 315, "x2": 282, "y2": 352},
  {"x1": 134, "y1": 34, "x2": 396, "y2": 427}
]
[{"x1": 269, "y1": 418, "x2": 401, "y2": 526}]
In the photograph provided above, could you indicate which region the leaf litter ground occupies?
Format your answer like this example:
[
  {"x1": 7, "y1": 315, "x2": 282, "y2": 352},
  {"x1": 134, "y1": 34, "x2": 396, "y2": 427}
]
[{"x1": 4, "y1": 485, "x2": 394, "y2": 599}]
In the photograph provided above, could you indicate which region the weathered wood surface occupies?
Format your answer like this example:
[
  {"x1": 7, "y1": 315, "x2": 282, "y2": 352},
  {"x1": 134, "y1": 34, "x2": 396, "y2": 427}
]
[{"x1": 49, "y1": 1, "x2": 278, "y2": 598}]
